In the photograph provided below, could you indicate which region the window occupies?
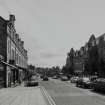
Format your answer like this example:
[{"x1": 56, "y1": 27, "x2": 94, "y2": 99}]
[
  {"x1": 7, "y1": 40, "x2": 11, "y2": 54},
  {"x1": 96, "y1": 39, "x2": 99, "y2": 45},
  {"x1": 7, "y1": 26, "x2": 11, "y2": 35},
  {"x1": 8, "y1": 40, "x2": 10, "y2": 53},
  {"x1": 92, "y1": 41, "x2": 95, "y2": 46},
  {"x1": 16, "y1": 54, "x2": 18, "y2": 64},
  {"x1": 12, "y1": 49, "x2": 15, "y2": 60}
]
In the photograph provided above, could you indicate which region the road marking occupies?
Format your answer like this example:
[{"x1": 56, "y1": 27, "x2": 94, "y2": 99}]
[
  {"x1": 40, "y1": 86, "x2": 56, "y2": 105},
  {"x1": 50, "y1": 79, "x2": 98, "y2": 95}
]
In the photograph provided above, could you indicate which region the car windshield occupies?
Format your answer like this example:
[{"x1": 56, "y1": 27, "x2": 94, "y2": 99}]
[{"x1": 97, "y1": 78, "x2": 105, "y2": 82}]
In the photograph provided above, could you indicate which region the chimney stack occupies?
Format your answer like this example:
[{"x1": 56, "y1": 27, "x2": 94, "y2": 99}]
[
  {"x1": 21, "y1": 41, "x2": 24, "y2": 47},
  {"x1": 9, "y1": 14, "x2": 15, "y2": 21}
]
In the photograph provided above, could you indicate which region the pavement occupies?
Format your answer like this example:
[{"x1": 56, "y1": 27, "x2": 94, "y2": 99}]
[
  {"x1": 2, "y1": 78, "x2": 105, "y2": 105},
  {"x1": 0, "y1": 82, "x2": 52, "y2": 105}
]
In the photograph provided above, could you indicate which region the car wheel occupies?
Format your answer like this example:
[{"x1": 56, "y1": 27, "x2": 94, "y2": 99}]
[
  {"x1": 36, "y1": 83, "x2": 38, "y2": 86},
  {"x1": 82, "y1": 85, "x2": 84, "y2": 88}
]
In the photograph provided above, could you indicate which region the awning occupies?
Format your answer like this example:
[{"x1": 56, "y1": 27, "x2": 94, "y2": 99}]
[
  {"x1": 0, "y1": 60, "x2": 27, "y2": 71},
  {"x1": 0, "y1": 60, "x2": 17, "y2": 69},
  {"x1": 15, "y1": 64, "x2": 27, "y2": 71}
]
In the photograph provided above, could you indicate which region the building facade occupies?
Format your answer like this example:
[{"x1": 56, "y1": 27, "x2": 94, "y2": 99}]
[
  {"x1": 65, "y1": 33, "x2": 105, "y2": 77},
  {"x1": 0, "y1": 15, "x2": 28, "y2": 87}
]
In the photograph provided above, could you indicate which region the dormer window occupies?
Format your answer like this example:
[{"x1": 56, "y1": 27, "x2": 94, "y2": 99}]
[
  {"x1": 96, "y1": 39, "x2": 99, "y2": 45},
  {"x1": 92, "y1": 41, "x2": 95, "y2": 46}
]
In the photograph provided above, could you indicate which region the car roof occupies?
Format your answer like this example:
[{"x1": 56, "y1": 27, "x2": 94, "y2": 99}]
[
  {"x1": 31, "y1": 76, "x2": 37, "y2": 79},
  {"x1": 83, "y1": 77, "x2": 90, "y2": 80}
]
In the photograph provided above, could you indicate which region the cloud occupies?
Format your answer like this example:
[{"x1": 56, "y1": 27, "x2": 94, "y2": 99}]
[
  {"x1": 40, "y1": 51, "x2": 64, "y2": 59},
  {"x1": 40, "y1": 53, "x2": 57, "y2": 59},
  {"x1": 1, "y1": 0, "x2": 105, "y2": 67}
]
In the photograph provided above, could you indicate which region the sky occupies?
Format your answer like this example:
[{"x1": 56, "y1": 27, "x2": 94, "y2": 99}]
[{"x1": 1, "y1": 0, "x2": 105, "y2": 67}]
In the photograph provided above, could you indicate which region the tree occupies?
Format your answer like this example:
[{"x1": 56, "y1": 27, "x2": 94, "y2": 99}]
[
  {"x1": 69, "y1": 48, "x2": 75, "y2": 74},
  {"x1": 62, "y1": 66, "x2": 68, "y2": 74},
  {"x1": 64, "y1": 48, "x2": 75, "y2": 75}
]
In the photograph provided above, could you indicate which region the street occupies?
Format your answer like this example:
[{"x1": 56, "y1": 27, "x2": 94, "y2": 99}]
[
  {"x1": 1, "y1": 1, "x2": 105, "y2": 105},
  {"x1": 0, "y1": 78, "x2": 105, "y2": 105},
  {"x1": 39, "y1": 78, "x2": 105, "y2": 105}
]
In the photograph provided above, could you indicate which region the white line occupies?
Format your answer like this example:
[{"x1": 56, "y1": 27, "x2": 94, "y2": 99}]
[{"x1": 40, "y1": 86, "x2": 56, "y2": 105}]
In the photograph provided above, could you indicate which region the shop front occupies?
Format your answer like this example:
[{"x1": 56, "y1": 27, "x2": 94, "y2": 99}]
[
  {"x1": 0, "y1": 63, "x2": 5, "y2": 88},
  {"x1": 0, "y1": 55, "x2": 5, "y2": 88}
]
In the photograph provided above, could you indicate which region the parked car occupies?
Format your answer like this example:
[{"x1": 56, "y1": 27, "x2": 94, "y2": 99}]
[
  {"x1": 26, "y1": 76, "x2": 38, "y2": 86},
  {"x1": 92, "y1": 78, "x2": 105, "y2": 91},
  {"x1": 43, "y1": 76, "x2": 49, "y2": 81},
  {"x1": 66, "y1": 75, "x2": 72, "y2": 79},
  {"x1": 76, "y1": 77, "x2": 92, "y2": 88},
  {"x1": 70, "y1": 76, "x2": 79, "y2": 83},
  {"x1": 40, "y1": 75, "x2": 44, "y2": 79},
  {"x1": 61, "y1": 76, "x2": 68, "y2": 81},
  {"x1": 90, "y1": 76, "x2": 98, "y2": 82},
  {"x1": 52, "y1": 76, "x2": 58, "y2": 79}
]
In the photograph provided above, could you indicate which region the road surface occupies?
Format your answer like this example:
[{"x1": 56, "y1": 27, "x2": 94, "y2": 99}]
[{"x1": 39, "y1": 78, "x2": 105, "y2": 105}]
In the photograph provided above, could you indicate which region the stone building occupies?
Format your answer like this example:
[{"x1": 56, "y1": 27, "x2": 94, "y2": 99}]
[
  {"x1": 73, "y1": 48, "x2": 85, "y2": 75},
  {"x1": 0, "y1": 15, "x2": 28, "y2": 87},
  {"x1": 65, "y1": 33, "x2": 105, "y2": 76},
  {"x1": 96, "y1": 34, "x2": 105, "y2": 60}
]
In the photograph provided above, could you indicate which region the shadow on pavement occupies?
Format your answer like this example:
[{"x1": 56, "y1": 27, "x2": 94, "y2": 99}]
[{"x1": 90, "y1": 89, "x2": 105, "y2": 96}]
